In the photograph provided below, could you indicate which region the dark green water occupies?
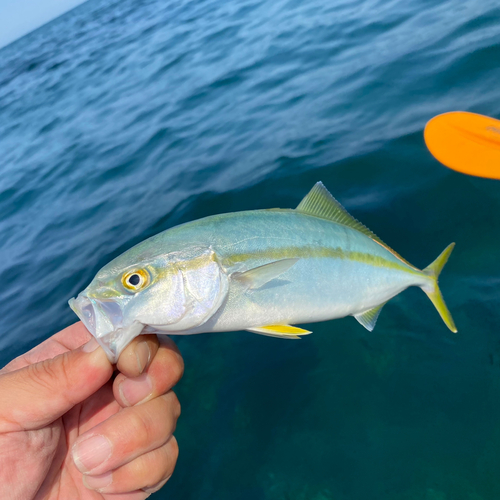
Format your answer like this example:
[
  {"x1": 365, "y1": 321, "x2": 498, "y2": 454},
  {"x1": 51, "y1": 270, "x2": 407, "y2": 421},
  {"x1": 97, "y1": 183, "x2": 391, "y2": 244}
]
[{"x1": 1, "y1": 0, "x2": 500, "y2": 498}]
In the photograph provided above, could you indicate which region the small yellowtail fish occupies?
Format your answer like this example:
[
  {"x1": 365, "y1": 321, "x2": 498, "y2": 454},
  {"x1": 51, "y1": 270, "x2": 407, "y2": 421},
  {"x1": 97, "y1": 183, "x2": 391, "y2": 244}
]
[{"x1": 70, "y1": 182, "x2": 457, "y2": 362}]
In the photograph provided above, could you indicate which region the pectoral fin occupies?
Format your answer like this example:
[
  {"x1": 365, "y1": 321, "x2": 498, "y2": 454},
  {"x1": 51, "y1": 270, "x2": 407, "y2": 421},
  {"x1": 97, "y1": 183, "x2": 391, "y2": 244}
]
[
  {"x1": 233, "y1": 258, "x2": 299, "y2": 290},
  {"x1": 247, "y1": 324, "x2": 312, "y2": 339},
  {"x1": 354, "y1": 302, "x2": 387, "y2": 331}
]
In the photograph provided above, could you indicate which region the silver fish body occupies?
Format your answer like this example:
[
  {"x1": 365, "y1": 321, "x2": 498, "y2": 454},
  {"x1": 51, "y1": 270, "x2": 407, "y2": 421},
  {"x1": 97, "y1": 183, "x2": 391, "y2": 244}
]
[{"x1": 70, "y1": 183, "x2": 456, "y2": 362}]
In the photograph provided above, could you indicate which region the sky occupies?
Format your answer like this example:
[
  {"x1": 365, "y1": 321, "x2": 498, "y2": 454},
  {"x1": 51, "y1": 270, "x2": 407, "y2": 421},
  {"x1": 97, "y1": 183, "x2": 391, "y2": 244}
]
[{"x1": 0, "y1": 0, "x2": 87, "y2": 49}]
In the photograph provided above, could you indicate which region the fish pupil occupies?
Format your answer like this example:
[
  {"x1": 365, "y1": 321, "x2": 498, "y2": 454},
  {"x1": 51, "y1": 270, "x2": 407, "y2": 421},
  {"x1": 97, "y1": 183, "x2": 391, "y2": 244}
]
[{"x1": 128, "y1": 274, "x2": 140, "y2": 286}]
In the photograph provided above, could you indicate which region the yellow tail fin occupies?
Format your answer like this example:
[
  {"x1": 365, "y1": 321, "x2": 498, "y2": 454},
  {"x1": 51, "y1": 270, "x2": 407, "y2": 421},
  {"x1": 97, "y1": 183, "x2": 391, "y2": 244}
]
[{"x1": 422, "y1": 243, "x2": 457, "y2": 332}]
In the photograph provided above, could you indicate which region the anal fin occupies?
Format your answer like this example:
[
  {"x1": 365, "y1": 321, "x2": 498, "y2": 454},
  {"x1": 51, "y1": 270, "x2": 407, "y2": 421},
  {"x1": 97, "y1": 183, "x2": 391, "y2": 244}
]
[
  {"x1": 247, "y1": 324, "x2": 312, "y2": 339},
  {"x1": 354, "y1": 302, "x2": 387, "y2": 331}
]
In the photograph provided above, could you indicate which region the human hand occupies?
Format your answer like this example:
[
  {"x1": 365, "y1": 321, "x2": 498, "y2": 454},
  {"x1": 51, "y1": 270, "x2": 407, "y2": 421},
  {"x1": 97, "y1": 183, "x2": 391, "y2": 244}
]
[{"x1": 0, "y1": 322, "x2": 184, "y2": 500}]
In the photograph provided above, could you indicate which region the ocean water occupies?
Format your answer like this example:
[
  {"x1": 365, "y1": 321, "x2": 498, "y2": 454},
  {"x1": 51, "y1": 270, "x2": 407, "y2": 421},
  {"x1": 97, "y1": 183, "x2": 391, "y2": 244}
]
[{"x1": 1, "y1": 0, "x2": 500, "y2": 498}]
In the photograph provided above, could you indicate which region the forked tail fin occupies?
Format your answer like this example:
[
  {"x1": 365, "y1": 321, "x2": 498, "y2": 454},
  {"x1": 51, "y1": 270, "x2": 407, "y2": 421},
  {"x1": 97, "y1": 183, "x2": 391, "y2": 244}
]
[{"x1": 422, "y1": 243, "x2": 457, "y2": 332}]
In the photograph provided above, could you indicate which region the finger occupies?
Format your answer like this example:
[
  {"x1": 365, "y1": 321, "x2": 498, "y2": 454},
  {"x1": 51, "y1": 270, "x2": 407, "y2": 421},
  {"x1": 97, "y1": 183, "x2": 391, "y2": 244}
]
[
  {"x1": 72, "y1": 390, "x2": 180, "y2": 476},
  {"x1": 83, "y1": 436, "x2": 178, "y2": 494},
  {"x1": 0, "y1": 338, "x2": 112, "y2": 432},
  {"x1": 116, "y1": 335, "x2": 159, "y2": 378},
  {"x1": 114, "y1": 336, "x2": 184, "y2": 407},
  {"x1": 1, "y1": 322, "x2": 91, "y2": 373}
]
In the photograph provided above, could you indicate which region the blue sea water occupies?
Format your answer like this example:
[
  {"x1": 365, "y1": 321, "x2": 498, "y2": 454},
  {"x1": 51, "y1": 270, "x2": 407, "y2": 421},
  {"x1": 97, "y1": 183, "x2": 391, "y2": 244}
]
[{"x1": 1, "y1": 0, "x2": 500, "y2": 498}]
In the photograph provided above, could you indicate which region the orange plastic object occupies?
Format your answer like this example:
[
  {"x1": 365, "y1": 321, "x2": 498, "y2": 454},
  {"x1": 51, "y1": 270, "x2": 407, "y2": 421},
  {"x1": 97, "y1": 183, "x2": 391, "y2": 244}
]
[{"x1": 424, "y1": 111, "x2": 500, "y2": 180}]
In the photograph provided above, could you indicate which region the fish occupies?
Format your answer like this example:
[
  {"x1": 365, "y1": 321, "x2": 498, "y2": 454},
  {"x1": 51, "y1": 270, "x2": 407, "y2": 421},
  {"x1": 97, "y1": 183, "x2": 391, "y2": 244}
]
[{"x1": 69, "y1": 182, "x2": 457, "y2": 362}]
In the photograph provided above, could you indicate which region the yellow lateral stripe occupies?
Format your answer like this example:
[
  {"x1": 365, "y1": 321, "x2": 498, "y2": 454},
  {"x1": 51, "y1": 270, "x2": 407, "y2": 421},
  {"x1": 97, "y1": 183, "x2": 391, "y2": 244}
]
[{"x1": 222, "y1": 245, "x2": 422, "y2": 275}]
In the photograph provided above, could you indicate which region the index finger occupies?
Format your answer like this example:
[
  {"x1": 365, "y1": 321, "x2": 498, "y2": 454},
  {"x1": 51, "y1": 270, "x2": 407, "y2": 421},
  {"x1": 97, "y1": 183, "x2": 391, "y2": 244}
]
[{"x1": 1, "y1": 322, "x2": 91, "y2": 373}]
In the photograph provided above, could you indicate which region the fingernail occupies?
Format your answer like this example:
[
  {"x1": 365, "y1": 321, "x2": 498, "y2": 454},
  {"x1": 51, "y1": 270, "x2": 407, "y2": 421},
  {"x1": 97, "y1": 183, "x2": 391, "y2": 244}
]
[
  {"x1": 72, "y1": 435, "x2": 112, "y2": 473},
  {"x1": 83, "y1": 471, "x2": 113, "y2": 491},
  {"x1": 119, "y1": 373, "x2": 153, "y2": 406},
  {"x1": 82, "y1": 338, "x2": 99, "y2": 353},
  {"x1": 135, "y1": 341, "x2": 151, "y2": 374}
]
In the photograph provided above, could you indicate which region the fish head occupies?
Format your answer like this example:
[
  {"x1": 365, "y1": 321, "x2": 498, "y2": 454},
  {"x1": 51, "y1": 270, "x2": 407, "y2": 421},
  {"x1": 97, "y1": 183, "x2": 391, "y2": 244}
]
[{"x1": 69, "y1": 247, "x2": 228, "y2": 362}]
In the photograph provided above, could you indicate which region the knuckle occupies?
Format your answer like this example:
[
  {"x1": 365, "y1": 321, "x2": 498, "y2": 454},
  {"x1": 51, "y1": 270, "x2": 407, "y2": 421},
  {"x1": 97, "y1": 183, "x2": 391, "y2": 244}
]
[
  {"x1": 152, "y1": 452, "x2": 171, "y2": 484},
  {"x1": 29, "y1": 359, "x2": 57, "y2": 389},
  {"x1": 164, "y1": 391, "x2": 181, "y2": 420},
  {"x1": 136, "y1": 444, "x2": 176, "y2": 493},
  {"x1": 170, "y1": 436, "x2": 179, "y2": 463},
  {"x1": 173, "y1": 395, "x2": 181, "y2": 419},
  {"x1": 168, "y1": 351, "x2": 184, "y2": 384},
  {"x1": 127, "y1": 410, "x2": 154, "y2": 445},
  {"x1": 142, "y1": 442, "x2": 177, "y2": 493},
  {"x1": 131, "y1": 455, "x2": 163, "y2": 487},
  {"x1": 28, "y1": 354, "x2": 77, "y2": 403}
]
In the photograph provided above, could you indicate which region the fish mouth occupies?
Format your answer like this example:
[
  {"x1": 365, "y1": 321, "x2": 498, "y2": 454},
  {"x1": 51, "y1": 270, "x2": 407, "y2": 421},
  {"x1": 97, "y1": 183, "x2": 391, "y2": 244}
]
[{"x1": 69, "y1": 294, "x2": 143, "y2": 363}]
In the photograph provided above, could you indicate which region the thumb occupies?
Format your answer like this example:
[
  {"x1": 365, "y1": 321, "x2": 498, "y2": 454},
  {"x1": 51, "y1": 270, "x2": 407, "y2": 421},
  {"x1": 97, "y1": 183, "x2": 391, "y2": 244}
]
[{"x1": 0, "y1": 338, "x2": 113, "y2": 433}]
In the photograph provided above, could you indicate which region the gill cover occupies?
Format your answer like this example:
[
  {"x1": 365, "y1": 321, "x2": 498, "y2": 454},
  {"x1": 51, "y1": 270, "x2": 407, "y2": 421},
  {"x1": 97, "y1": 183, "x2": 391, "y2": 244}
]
[{"x1": 145, "y1": 248, "x2": 229, "y2": 332}]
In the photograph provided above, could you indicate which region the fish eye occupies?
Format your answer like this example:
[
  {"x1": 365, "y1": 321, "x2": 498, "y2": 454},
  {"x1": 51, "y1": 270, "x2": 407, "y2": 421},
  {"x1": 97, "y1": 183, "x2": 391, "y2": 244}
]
[
  {"x1": 122, "y1": 269, "x2": 149, "y2": 292},
  {"x1": 128, "y1": 274, "x2": 140, "y2": 286}
]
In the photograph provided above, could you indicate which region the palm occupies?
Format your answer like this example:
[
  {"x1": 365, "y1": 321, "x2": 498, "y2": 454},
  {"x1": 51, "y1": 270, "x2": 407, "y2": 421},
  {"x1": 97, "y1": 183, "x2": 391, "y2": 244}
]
[
  {"x1": 2, "y1": 330, "x2": 120, "y2": 499},
  {"x1": 55, "y1": 384, "x2": 127, "y2": 499},
  {"x1": 26, "y1": 385, "x2": 116, "y2": 499}
]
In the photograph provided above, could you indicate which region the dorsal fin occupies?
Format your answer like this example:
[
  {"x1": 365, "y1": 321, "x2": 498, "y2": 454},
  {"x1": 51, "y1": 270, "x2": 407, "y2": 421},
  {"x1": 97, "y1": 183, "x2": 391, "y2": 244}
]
[
  {"x1": 296, "y1": 182, "x2": 417, "y2": 270},
  {"x1": 296, "y1": 182, "x2": 383, "y2": 242}
]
